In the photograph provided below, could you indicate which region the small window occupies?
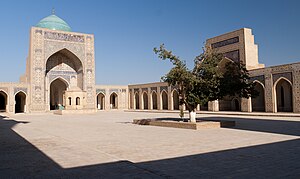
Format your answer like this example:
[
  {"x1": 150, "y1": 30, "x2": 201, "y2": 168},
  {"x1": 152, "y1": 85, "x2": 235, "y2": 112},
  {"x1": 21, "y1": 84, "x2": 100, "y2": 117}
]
[
  {"x1": 76, "y1": 97, "x2": 80, "y2": 105},
  {"x1": 68, "y1": 97, "x2": 72, "y2": 105}
]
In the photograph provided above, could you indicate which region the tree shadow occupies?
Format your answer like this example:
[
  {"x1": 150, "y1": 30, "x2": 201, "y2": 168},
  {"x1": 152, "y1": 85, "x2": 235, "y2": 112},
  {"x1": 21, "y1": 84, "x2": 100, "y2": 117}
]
[
  {"x1": 1, "y1": 114, "x2": 299, "y2": 178},
  {"x1": 201, "y1": 116, "x2": 300, "y2": 136}
]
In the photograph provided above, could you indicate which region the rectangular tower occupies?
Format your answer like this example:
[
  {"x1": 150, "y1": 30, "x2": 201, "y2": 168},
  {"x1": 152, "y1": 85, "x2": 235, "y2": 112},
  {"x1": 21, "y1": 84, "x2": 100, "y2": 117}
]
[{"x1": 206, "y1": 28, "x2": 264, "y2": 70}]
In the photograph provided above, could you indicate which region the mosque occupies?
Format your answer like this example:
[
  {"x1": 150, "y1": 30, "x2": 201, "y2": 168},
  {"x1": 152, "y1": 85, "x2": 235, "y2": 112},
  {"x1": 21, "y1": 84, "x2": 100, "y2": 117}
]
[{"x1": 0, "y1": 13, "x2": 299, "y2": 114}]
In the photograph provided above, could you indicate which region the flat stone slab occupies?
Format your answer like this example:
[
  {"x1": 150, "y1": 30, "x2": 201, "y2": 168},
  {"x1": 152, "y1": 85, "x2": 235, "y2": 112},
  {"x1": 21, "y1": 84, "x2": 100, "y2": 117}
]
[
  {"x1": 53, "y1": 109, "x2": 97, "y2": 115},
  {"x1": 133, "y1": 118, "x2": 235, "y2": 130}
]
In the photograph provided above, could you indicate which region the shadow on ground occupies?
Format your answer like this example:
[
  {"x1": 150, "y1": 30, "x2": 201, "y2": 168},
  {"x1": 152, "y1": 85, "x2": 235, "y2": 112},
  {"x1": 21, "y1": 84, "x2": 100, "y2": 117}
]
[
  {"x1": 201, "y1": 116, "x2": 300, "y2": 136},
  {"x1": 1, "y1": 115, "x2": 299, "y2": 178}
]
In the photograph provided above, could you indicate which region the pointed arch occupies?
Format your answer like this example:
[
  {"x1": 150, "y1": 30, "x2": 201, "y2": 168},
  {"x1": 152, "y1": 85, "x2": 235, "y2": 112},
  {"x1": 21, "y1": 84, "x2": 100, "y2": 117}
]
[
  {"x1": 45, "y1": 48, "x2": 83, "y2": 67},
  {"x1": 142, "y1": 92, "x2": 148, "y2": 110},
  {"x1": 50, "y1": 78, "x2": 68, "y2": 110},
  {"x1": 274, "y1": 78, "x2": 293, "y2": 112},
  {"x1": 46, "y1": 48, "x2": 84, "y2": 90},
  {"x1": 76, "y1": 97, "x2": 80, "y2": 105},
  {"x1": 110, "y1": 92, "x2": 118, "y2": 109},
  {"x1": 231, "y1": 98, "x2": 240, "y2": 111},
  {"x1": 0, "y1": 90, "x2": 8, "y2": 112},
  {"x1": 172, "y1": 90, "x2": 180, "y2": 110},
  {"x1": 15, "y1": 91, "x2": 26, "y2": 113},
  {"x1": 97, "y1": 92, "x2": 105, "y2": 110},
  {"x1": 252, "y1": 81, "x2": 265, "y2": 112},
  {"x1": 151, "y1": 91, "x2": 158, "y2": 110},
  {"x1": 161, "y1": 90, "x2": 168, "y2": 110},
  {"x1": 49, "y1": 76, "x2": 70, "y2": 88}
]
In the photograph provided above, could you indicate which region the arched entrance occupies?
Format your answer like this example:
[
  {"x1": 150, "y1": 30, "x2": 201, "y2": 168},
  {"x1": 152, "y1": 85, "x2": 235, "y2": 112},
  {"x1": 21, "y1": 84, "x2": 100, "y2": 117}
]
[
  {"x1": 50, "y1": 78, "x2": 68, "y2": 110},
  {"x1": 275, "y1": 78, "x2": 293, "y2": 112},
  {"x1": 161, "y1": 91, "x2": 168, "y2": 110},
  {"x1": 46, "y1": 49, "x2": 83, "y2": 111},
  {"x1": 152, "y1": 92, "x2": 157, "y2": 110},
  {"x1": 252, "y1": 82, "x2": 265, "y2": 112},
  {"x1": 135, "y1": 93, "x2": 140, "y2": 109},
  {"x1": 172, "y1": 90, "x2": 179, "y2": 110},
  {"x1": 200, "y1": 102, "x2": 208, "y2": 111},
  {"x1": 231, "y1": 98, "x2": 240, "y2": 111},
  {"x1": 0, "y1": 91, "x2": 8, "y2": 112},
  {"x1": 97, "y1": 93, "x2": 105, "y2": 110},
  {"x1": 143, "y1": 92, "x2": 148, "y2": 109},
  {"x1": 110, "y1": 93, "x2": 118, "y2": 109},
  {"x1": 46, "y1": 49, "x2": 83, "y2": 90},
  {"x1": 15, "y1": 91, "x2": 26, "y2": 113}
]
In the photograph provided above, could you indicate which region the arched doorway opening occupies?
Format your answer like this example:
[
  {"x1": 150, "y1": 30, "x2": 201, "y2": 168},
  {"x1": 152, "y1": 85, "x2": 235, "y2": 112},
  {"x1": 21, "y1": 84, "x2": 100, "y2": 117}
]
[
  {"x1": 15, "y1": 91, "x2": 26, "y2": 113},
  {"x1": 252, "y1": 82, "x2": 265, "y2": 112},
  {"x1": 172, "y1": 90, "x2": 179, "y2": 110},
  {"x1": 50, "y1": 78, "x2": 68, "y2": 110},
  {"x1": 143, "y1": 92, "x2": 148, "y2": 109},
  {"x1": 135, "y1": 93, "x2": 139, "y2": 109},
  {"x1": 97, "y1": 93, "x2": 105, "y2": 110},
  {"x1": 231, "y1": 98, "x2": 240, "y2": 111},
  {"x1": 152, "y1": 92, "x2": 157, "y2": 110},
  {"x1": 129, "y1": 92, "x2": 133, "y2": 109},
  {"x1": 161, "y1": 91, "x2": 168, "y2": 110},
  {"x1": 110, "y1": 93, "x2": 118, "y2": 109},
  {"x1": 275, "y1": 78, "x2": 293, "y2": 112},
  {"x1": 76, "y1": 97, "x2": 80, "y2": 105},
  {"x1": 200, "y1": 102, "x2": 208, "y2": 111},
  {"x1": 0, "y1": 91, "x2": 8, "y2": 112}
]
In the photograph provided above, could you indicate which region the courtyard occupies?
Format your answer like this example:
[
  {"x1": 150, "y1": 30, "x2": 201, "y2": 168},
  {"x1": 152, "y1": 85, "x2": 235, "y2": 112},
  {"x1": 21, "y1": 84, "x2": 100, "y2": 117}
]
[{"x1": 0, "y1": 111, "x2": 300, "y2": 178}]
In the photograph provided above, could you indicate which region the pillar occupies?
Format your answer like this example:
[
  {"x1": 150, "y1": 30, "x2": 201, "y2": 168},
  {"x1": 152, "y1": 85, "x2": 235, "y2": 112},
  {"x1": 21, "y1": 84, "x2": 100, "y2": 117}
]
[
  {"x1": 139, "y1": 88, "x2": 143, "y2": 110},
  {"x1": 157, "y1": 86, "x2": 162, "y2": 110},
  {"x1": 168, "y1": 86, "x2": 172, "y2": 110},
  {"x1": 241, "y1": 97, "x2": 252, "y2": 112},
  {"x1": 264, "y1": 69, "x2": 275, "y2": 112},
  {"x1": 292, "y1": 64, "x2": 300, "y2": 112},
  {"x1": 148, "y1": 88, "x2": 152, "y2": 110},
  {"x1": 208, "y1": 100, "x2": 219, "y2": 112}
]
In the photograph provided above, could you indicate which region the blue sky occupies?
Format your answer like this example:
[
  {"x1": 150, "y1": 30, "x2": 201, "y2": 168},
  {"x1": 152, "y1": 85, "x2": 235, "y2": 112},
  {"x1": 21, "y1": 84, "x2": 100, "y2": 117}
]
[{"x1": 0, "y1": 0, "x2": 299, "y2": 85}]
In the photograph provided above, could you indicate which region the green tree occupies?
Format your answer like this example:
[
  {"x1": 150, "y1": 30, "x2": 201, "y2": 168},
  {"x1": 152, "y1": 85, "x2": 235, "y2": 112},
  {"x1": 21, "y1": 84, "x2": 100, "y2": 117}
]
[{"x1": 154, "y1": 44, "x2": 257, "y2": 122}]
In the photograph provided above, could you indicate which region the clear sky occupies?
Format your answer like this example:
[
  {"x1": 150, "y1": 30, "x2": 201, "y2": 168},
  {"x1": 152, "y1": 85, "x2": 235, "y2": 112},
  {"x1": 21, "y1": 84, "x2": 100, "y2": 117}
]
[{"x1": 0, "y1": 0, "x2": 299, "y2": 85}]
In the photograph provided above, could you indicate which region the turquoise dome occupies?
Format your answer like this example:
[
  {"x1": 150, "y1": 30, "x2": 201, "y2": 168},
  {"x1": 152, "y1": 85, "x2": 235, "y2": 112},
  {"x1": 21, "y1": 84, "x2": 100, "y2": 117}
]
[{"x1": 35, "y1": 14, "x2": 71, "y2": 32}]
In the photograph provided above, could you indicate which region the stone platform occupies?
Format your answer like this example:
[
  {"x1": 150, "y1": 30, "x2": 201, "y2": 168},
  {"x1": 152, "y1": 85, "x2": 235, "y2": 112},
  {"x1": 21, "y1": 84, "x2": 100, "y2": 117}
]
[
  {"x1": 53, "y1": 109, "x2": 97, "y2": 115},
  {"x1": 133, "y1": 118, "x2": 235, "y2": 130}
]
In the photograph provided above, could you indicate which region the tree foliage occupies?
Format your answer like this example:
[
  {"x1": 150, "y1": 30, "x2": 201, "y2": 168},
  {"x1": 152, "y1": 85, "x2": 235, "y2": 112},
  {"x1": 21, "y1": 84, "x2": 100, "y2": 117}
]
[{"x1": 154, "y1": 44, "x2": 257, "y2": 112}]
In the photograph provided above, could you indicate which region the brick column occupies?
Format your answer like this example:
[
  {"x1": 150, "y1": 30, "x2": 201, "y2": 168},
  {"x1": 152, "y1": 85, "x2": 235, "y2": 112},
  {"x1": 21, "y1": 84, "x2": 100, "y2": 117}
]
[
  {"x1": 168, "y1": 86, "x2": 172, "y2": 110},
  {"x1": 139, "y1": 89, "x2": 143, "y2": 110},
  {"x1": 264, "y1": 69, "x2": 275, "y2": 112},
  {"x1": 130, "y1": 89, "x2": 134, "y2": 109},
  {"x1": 208, "y1": 100, "x2": 219, "y2": 112},
  {"x1": 148, "y1": 88, "x2": 152, "y2": 110},
  {"x1": 157, "y1": 87, "x2": 161, "y2": 110},
  {"x1": 241, "y1": 98, "x2": 252, "y2": 112},
  {"x1": 292, "y1": 64, "x2": 300, "y2": 112}
]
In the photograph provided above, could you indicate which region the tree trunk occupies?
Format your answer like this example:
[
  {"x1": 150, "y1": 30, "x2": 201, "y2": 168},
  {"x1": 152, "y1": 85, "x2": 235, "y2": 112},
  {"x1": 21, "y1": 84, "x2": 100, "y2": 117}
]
[{"x1": 189, "y1": 110, "x2": 196, "y2": 123}]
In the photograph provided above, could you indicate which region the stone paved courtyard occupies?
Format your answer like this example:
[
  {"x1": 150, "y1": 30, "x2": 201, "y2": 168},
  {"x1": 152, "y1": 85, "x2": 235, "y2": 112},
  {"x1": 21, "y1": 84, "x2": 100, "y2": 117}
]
[{"x1": 1, "y1": 111, "x2": 300, "y2": 178}]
